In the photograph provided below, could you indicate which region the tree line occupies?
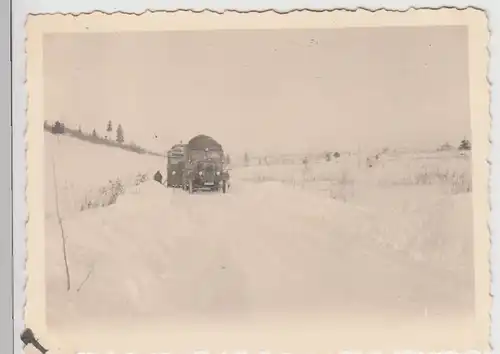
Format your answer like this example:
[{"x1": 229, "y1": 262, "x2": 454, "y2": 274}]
[
  {"x1": 51, "y1": 120, "x2": 125, "y2": 144},
  {"x1": 44, "y1": 119, "x2": 162, "y2": 157},
  {"x1": 439, "y1": 138, "x2": 472, "y2": 152}
]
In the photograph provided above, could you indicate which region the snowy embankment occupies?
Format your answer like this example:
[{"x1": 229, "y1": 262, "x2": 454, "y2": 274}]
[{"x1": 44, "y1": 132, "x2": 165, "y2": 220}]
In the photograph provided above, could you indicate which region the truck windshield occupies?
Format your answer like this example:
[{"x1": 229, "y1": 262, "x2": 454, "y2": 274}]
[
  {"x1": 190, "y1": 150, "x2": 222, "y2": 161},
  {"x1": 206, "y1": 151, "x2": 222, "y2": 160},
  {"x1": 168, "y1": 156, "x2": 184, "y2": 164},
  {"x1": 190, "y1": 150, "x2": 206, "y2": 161}
]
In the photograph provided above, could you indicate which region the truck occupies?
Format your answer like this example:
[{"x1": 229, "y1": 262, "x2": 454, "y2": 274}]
[
  {"x1": 166, "y1": 143, "x2": 186, "y2": 188},
  {"x1": 182, "y1": 134, "x2": 230, "y2": 194}
]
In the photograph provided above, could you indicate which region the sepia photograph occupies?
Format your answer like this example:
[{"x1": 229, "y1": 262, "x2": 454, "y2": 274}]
[{"x1": 25, "y1": 9, "x2": 491, "y2": 353}]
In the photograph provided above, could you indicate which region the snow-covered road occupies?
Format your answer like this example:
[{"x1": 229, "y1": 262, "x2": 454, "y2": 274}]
[{"x1": 45, "y1": 178, "x2": 473, "y2": 327}]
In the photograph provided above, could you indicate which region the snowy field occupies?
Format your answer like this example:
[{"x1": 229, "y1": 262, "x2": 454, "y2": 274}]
[{"x1": 44, "y1": 133, "x2": 475, "y2": 328}]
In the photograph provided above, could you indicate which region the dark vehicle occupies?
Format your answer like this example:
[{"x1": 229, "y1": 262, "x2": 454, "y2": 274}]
[
  {"x1": 166, "y1": 144, "x2": 186, "y2": 187},
  {"x1": 182, "y1": 135, "x2": 230, "y2": 193}
]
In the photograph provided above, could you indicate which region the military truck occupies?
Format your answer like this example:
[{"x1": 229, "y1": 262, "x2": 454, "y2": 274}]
[
  {"x1": 166, "y1": 143, "x2": 186, "y2": 187},
  {"x1": 182, "y1": 135, "x2": 230, "y2": 194}
]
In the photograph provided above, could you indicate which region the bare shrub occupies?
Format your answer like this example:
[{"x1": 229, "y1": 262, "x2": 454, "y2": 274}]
[
  {"x1": 79, "y1": 178, "x2": 127, "y2": 211},
  {"x1": 106, "y1": 178, "x2": 125, "y2": 205},
  {"x1": 437, "y1": 142, "x2": 453, "y2": 151},
  {"x1": 396, "y1": 168, "x2": 472, "y2": 194},
  {"x1": 134, "y1": 172, "x2": 149, "y2": 185}
]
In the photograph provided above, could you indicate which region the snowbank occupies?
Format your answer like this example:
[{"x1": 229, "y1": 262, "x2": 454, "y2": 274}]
[
  {"x1": 46, "y1": 177, "x2": 474, "y2": 327},
  {"x1": 44, "y1": 132, "x2": 165, "y2": 219},
  {"x1": 46, "y1": 180, "x2": 193, "y2": 321},
  {"x1": 233, "y1": 160, "x2": 473, "y2": 273}
]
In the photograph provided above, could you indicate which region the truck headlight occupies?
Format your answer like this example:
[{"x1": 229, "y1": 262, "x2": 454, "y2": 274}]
[
  {"x1": 172, "y1": 171, "x2": 176, "y2": 175},
  {"x1": 216, "y1": 171, "x2": 221, "y2": 176},
  {"x1": 199, "y1": 171, "x2": 203, "y2": 176}
]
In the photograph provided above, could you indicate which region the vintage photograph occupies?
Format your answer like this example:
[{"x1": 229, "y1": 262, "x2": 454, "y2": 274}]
[{"x1": 25, "y1": 8, "x2": 491, "y2": 352}]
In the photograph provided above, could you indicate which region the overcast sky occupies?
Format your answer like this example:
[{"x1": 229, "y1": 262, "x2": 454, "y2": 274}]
[{"x1": 43, "y1": 26, "x2": 470, "y2": 155}]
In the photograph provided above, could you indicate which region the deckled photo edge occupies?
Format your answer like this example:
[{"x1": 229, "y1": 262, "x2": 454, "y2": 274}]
[
  {"x1": 24, "y1": 12, "x2": 48, "y2": 344},
  {"x1": 23, "y1": 7, "x2": 491, "y2": 352}
]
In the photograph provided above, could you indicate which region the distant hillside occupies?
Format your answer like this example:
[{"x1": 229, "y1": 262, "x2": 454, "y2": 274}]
[{"x1": 44, "y1": 120, "x2": 164, "y2": 157}]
